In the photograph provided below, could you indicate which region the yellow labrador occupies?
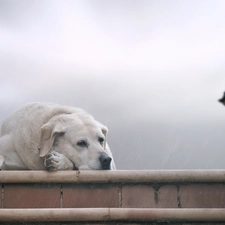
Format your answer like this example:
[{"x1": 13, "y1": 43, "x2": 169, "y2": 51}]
[{"x1": 0, "y1": 103, "x2": 116, "y2": 171}]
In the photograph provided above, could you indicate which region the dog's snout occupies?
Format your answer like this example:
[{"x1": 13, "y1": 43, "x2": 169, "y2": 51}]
[{"x1": 99, "y1": 152, "x2": 112, "y2": 170}]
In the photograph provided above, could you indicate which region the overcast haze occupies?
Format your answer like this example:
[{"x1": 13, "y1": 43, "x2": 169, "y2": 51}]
[{"x1": 1, "y1": 0, "x2": 225, "y2": 169}]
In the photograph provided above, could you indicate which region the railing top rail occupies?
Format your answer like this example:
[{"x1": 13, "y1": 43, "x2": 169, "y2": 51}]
[{"x1": 1, "y1": 170, "x2": 225, "y2": 183}]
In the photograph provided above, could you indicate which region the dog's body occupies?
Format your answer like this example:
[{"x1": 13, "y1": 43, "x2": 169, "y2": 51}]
[{"x1": 0, "y1": 102, "x2": 116, "y2": 171}]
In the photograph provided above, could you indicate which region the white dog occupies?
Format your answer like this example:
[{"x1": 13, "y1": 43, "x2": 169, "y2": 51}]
[{"x1": 0, "y1": 102, "x2": 116, "y2": 171}]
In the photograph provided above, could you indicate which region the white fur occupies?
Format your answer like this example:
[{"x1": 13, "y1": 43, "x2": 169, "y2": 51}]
[{"x1": 0, "y1": 102, "x2": 116, "y2": 171}]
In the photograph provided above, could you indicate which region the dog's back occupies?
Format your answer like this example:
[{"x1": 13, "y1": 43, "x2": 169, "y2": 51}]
[{"x1": 1, "y1": 102, "x2": 81, "y2": 136}]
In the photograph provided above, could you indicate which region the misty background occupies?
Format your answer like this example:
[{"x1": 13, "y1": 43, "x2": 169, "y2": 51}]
[{"x1": 1, "y1": 0, "x2": 225, "y2": 170}]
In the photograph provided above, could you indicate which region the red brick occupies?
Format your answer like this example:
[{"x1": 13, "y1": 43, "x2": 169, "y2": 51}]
[
  {"x1": 156, "y1": 185, "x2": 178, "y2": 208},
  {"x1": 3, "y1": 184, "x2": 61, "y2": 208},
  {"x1": 62, "y1": 184, "x2": 119, "y2": 208},
  {"x1": 122, "y1": 185, "x2": 155, "y2": 208},
  {"x1": 179, "y1": 184, "x2": 225, "y2": 208}
]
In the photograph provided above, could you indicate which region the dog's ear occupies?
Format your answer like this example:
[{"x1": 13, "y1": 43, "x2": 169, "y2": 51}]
[
  {"x1": 96, "y1": 121, "x2": 108, "y2": 149},
  {"x1": 39, "y1": 119, "x2": 66, "y2": 157},
  {"x1": 101, "y1": 124, "x2": 108, "y2": 137}
]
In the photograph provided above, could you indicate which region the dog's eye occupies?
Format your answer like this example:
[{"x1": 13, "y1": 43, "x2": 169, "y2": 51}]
[
  {"x1": 98, "y1": 137, "x2": 104, "y2": 145},
  {"x1": 77, "y1": 140, "x2": 88, "y2": 147}
]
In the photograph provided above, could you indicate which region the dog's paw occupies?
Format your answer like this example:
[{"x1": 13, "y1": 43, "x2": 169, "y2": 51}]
[{"x1": 44, "y1": 151, "x2": 74, "y2": 171}]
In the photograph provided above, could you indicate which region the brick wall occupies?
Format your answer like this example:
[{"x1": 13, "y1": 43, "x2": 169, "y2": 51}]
[
  {"x1": 1, "y1": 170, "x2": 225, "y2": 224},
  {"x1": 2, "y1": 183, "x2": 225, "y2": 208}
]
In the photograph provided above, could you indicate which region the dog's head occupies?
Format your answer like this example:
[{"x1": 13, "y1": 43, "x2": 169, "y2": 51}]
[{"x1": 39, "y1": 113, "x2": 115, "y2": 170}]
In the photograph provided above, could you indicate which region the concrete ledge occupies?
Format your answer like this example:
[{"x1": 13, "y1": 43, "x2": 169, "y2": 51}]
[
  {"x1": 1, "y1": 170, "x2": 225, "y2": 183},
  {"x1": 1, "y1": 208, "x2": 225, "y2": 222}
]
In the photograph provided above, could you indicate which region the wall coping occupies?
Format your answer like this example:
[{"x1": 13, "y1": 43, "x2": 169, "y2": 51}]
[
  {"x1": 1, "y1": 170, "x2": 225, "y2": 183},
  {"x1": 1, "y1": 208, "x2": 225, "y2": 222}
]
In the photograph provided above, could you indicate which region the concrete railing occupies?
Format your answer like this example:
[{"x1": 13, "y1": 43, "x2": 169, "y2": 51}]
[{"x1": 1, "y1": 170, "x2": 225, "y2": 224}]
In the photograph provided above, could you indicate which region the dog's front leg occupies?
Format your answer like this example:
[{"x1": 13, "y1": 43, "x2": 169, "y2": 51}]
[{"x1": 44, "y1": 151, "x2": 75, "y2": 171}]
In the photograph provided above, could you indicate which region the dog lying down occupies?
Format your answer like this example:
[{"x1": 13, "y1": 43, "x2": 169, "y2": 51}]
[{"x1": 0, "y1": 102, "x2": 116, "y2": 171}]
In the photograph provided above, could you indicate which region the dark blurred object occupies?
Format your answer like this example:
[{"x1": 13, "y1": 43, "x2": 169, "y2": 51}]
[{"x1": 218, "y1": 92, "x2": 225, "y2": 105}]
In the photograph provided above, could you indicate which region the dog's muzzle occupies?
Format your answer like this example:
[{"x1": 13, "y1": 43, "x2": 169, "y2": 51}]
[{"x1": 99, "y1": 152, "x2": 112, "y2": 170}]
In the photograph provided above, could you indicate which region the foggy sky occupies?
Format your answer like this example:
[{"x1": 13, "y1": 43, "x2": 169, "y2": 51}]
[{"x1": 1, "y1": 0, "x2": 225, "y2": 169}]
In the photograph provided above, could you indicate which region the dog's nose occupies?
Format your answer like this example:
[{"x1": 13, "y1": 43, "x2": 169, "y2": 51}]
[{"x1": 99, "y1": 152, "x2": 112, "y2": 170}]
